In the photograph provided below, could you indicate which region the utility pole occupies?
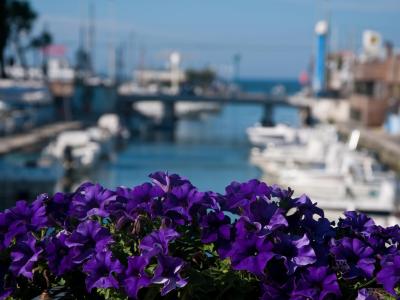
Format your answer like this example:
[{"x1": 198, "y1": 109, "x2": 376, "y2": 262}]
[
  {"x1": 88, "y1": 2, "x2": 95, "y2": 75},
  {"x1": 233, "y1": 53, "x2": 241, "y2": 82},
  {"x1": 128, "y1": 31, "x2": 135, "y2": 79}
]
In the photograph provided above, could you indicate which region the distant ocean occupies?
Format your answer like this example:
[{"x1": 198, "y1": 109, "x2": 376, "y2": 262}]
[
  {"x1": 92, "y1": 79, "x2": 301, "y2": 193},
  {"x1": 236, "y1": 78, "x2": 301, "y2": 94}
]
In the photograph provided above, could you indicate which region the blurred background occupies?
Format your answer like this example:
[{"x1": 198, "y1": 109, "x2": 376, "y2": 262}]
[{"x1": 0, "y1": 0, "x2": 400, "y2": 224}]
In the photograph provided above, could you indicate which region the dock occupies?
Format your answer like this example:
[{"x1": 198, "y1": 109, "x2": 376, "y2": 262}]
[
  {"x1": 0, "y1": 121, "x2": 82, "y2": 155},
  {"x1": 337, "y1": 123, "x2": 400, "y2": 172}
]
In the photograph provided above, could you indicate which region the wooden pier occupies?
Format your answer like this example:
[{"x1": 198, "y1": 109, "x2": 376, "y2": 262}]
[
  {"x1": 337, "y1": 123, "x2": 400, "y2": 172},
  {"x1": 0, "y1": 121, "x2": 82, "y2": 155}
]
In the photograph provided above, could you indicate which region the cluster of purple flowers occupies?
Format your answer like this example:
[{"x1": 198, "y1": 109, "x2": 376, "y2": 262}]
[{"x1": 1, "y1": 171, "x2": 400, "y2": 299}]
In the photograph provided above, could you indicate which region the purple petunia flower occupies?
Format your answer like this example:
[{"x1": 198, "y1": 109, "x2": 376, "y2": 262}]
[
  {"x1": 365, "y1": 225, "x2": 398, "y2": 255},
  {"x1": 125, "y1": 183, "x2": 163, "y2": 216},
  {"x1": 245, "y1": 199, "x2": 288, "y2": 235},
  {"x1": 338, "y1": 211, "x2": 375, "y2": 236},
  {"x1": 222, "y1": 179, "x2": 271, "y2": 213},
  {"x1": 261, "y1": 276, "x2": 295, "y2": 300},
  {"x1": 45, "y1": 192, "x2": 73, "y2": 227},
  {"x1": 152, "y1": 255, "x2": 187, "y2": 296},
  {"x1": 149, "y1": 171, "x2": 212, "y2": 225},
  {"x1": 46, "y1": 232, "x2": 79, "y2": 276},
  {"x1": 65, "y1": 220, "x2": 113, "y2": 263},
  {"x1": 149, "y1": 171, "x2": 172, "y2": 192},
  {"x1": 272, "y1": 233, "x2": 316, "y2": 274},
  {"x1": 0, "y1": 212, "x2": 10, "y2": 251},
  {"x1": 104, "y1": 187, "x2": 129, "y2": 228},
  {"x1": 123, "y1": 256, "x2": 151, "y2": 299},
  {"x1": 356, "y1": 288, "x2": 381, "y2": 300},
  {"x1": 228, "y1": 218, "x2": 274, "y2": 276},
  {"x1": 298, "y1": 217, "x2": 336, "y2": 265},
  {"x1": 106, "y1": 183, "x2": 163, "y2": 229},
  {"x1": 330, "y1": 237, "x2": 375, "y2": 280},
  {"x1": 188, "y1": 191, "x2": 219, "y2": 222},
  {"x1": 149, "y1": 171, "x2": 188, "y2": 193},
  {"x1": 292, "y1": 266, "x2": 341, "y2": 300},
  {"x1": 3, "y1": 197, "x2": 47, "y2": 247},
  {"x1": 0, "y1": 288, "x2": 12, "y2": 300},
  {"x1": 293, "y1": 195, "x2": 324, "y2": 218},
  {"x1": 3, "y1": 173, "x2": 400, "y2": 299},
  {"x1": 270, "y1": 184, "x2": 293, "y2": 200},
  {"x1": 384, "y1": 225, "x2": 400, "y2": 245},
  {"x1": 140, "y1": 228, "x2": 179, "y2": 258},
  {"x1": 161, "y1": 182, "x2": 199, "y2": 225},
  {"x1": 376, "y1": 254, "x2": 400, "y2": 295},
  {"x1": 200, "y1": 211, "x2": 232, "y2": 244},
  {"x1": 10, "y1": 233, "x2": 42, "y2": 279},
  {"x1": 70, "y1": 183, "x2": 115, "y2": 219},
  {"x1": 301, "y1": 217, "x2": 335, "y2": 243},
  {"x1": 83, "y1": 251, "x2": 124, "y2": 292},
  {"x1": 229, "y1": 236, "x2": 273, "y2": 276}
]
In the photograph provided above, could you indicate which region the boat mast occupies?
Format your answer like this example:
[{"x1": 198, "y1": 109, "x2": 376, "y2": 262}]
[{"x1": 88, "y1": 2, "x2": 96, "y2": 75}]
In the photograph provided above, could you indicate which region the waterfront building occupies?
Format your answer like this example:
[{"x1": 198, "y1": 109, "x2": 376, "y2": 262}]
[
  {"x1": 326, "y1": 51, "x2": 355, "y2": 98},
  {"x1": 350, "y1": 39, "x2": 400, "y2": 127}
]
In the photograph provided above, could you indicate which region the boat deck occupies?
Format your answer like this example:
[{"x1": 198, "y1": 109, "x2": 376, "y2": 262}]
[{"x1": 337, "y1": 122, "x2": 400, "y2": 172}]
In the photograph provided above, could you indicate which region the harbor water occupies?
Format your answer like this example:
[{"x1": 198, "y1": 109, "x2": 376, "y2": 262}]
[
  {"x1": 90, "y1": 80, "x2": 301, "y2": 192},
  {"x1": 0, "y1": 79, "x2": 301, "y2": 210}
]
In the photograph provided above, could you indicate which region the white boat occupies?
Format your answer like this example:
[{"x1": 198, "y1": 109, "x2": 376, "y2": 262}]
[
  {"x1": 246, "y1": 123, "x2": 299, "y2": 147},
  {"x1": 276, "y1": 153, "x2": 399, "y2": 214},
  {"x1": 44, "y1": 131, "x2": 101, "y2": 170},
  {"x1": 252, "y1": 142, "x2": 342, "y2": 178},
  {"x1": 47, "y1": 58, "x2": 75, "y2": 98},
  {"x1": 98, "y1": 113, "x2": 130, "y2": 144},
  {"x1": 246, "y1": 123, "x2": 337, "y2": 148},
  {"x1": 86, "y1": 127, "x2": 114, "y2": 158},
  {"x1": 252, "y1": 126, "x2": 400, "y2": 216},
  {"x1": 250, "y1": 125, "x2": 339, "y2": 176},
  {"x1": 0, "y1": 79, "x2": 54, "y2": 133}
]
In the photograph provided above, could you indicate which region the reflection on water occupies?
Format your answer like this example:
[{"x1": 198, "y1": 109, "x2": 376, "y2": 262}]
[{"x1": 92, "y1": 105, "x2": 300, "y2": 193}]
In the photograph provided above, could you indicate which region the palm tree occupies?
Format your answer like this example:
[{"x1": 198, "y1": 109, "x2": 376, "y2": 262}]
[
  {"x1": 31, "y1": 28, "x2": 53, "y2": 70},
  {"x1": 8, "y1": 0, "x2": 37, "y2": 74},
  {"x1": 0, "y1": 0, "x2": 10, "y2": 78}
]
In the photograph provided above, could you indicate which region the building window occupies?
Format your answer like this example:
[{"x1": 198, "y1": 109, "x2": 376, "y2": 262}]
[
  {"x1": 355, "y1": 81, "x2": 374, "y2": 96},
  {"x1": 350, "y1": 108, "x2": 361, "y2": 121}
]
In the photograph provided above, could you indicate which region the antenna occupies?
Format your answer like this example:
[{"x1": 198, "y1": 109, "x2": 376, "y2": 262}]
[
  {"x1": 324, "y1": 0, "x2": 331, "y2": 27},
  {"x1": 128, "y1": 30, "x2": 135, "y2": 79},
  {"x1": 108, "y1": 43, "x2": 116, "y2": 82},
  {"x1": 88, "y1": 1, "x2": 95, "y2": 74},
  {"x1": 233, "y1": 53, "x2": 241, "y2": 82},
  {"x1": 78, "y1": 1, "x2": 84, "y2": 51},
  {"x1": 324, "y1": 0, "x2": 331, "y2": 53},
  {"x1": 139, "y1": 46, "x2": 146, "y2": 71}
]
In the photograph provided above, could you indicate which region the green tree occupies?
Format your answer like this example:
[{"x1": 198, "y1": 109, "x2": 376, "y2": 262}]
[
  {"x1": 31, "y1": 29, "x2": 52, "y2": 49},
  {"x1": 8, "y1": 0, "x2": 37, "y2": 72},
  {"x1": 0, "y1": 0, "x2": 10, "y2": 78},
  {"x1": 186, "y1": 68, "x2": 216, "y2": 88},
  {"x1": 31, "y1": 28, "x2": 53, "y2": 68}
]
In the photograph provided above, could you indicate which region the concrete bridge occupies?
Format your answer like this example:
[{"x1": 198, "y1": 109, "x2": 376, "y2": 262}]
[{"x1": 117, "y1": 92, "x2": 312, "y2": 129}]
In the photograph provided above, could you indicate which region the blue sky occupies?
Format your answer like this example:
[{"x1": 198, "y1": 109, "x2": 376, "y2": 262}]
[{"x1": 30, "y1": 0, "x2": 400, "y2": 78}]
